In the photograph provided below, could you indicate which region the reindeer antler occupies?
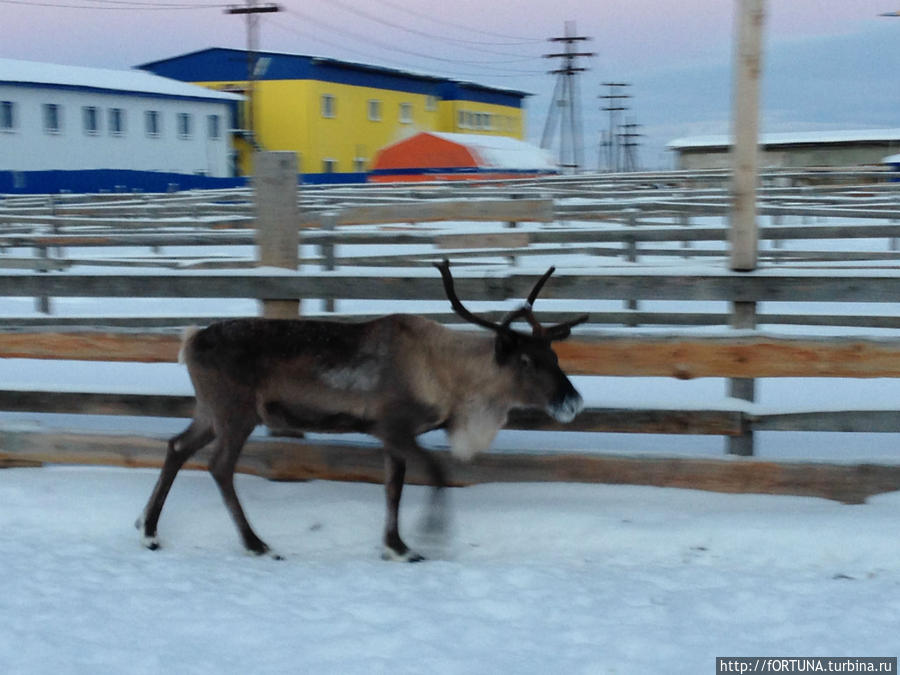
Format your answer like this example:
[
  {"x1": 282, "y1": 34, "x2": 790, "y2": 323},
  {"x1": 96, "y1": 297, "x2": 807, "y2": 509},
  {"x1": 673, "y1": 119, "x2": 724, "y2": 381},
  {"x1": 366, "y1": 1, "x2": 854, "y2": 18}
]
[
  {"x1": 434, "y1": 259, "x2": 588, "y2": 340},
  {"x1": 433, "y1": 259, "x2": 500, "y2": 333}
]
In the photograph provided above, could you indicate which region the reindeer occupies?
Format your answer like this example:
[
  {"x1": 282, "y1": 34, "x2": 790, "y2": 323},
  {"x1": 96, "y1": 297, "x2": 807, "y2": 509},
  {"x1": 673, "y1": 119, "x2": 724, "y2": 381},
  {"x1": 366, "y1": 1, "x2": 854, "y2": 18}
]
[{"x1": 136, "y1": 260, "x2": 587, "y2": 561}]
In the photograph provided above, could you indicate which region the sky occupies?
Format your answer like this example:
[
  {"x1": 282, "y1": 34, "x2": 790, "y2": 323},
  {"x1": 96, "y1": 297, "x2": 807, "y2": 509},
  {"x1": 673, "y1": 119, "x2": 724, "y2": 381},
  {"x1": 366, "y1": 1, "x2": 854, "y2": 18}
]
[{"x1": 2, "y1": 0, "x2": 899, "y2": 169}]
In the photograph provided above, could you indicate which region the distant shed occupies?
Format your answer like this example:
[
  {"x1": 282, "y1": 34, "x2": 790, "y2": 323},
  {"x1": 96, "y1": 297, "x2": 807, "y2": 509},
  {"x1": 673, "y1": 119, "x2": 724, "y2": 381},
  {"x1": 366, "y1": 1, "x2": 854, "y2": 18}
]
[
  {"x1": 369, "y1": 132, "x2": 557, "y2": 182},
  {"x1": 668, "y1": 129, "x2": 900, "y2": 170}
]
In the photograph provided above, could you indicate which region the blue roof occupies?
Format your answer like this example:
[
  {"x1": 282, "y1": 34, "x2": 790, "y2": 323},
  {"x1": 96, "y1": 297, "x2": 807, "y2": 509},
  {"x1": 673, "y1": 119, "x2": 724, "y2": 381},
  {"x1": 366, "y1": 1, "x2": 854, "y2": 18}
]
[{"x1": 138, "y1": 48, "x2": 527, "y2": 108}]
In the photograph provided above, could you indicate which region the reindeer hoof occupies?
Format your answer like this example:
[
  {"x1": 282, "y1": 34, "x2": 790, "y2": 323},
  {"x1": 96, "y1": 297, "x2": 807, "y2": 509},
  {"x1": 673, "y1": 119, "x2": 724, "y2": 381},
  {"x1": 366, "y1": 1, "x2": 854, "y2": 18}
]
[
  {"x1": 381, "y1": 547, "x2": 426, "y2": 563},
  {"x1": 142, "y1": 535, "x2": 161, "y2": 551}
]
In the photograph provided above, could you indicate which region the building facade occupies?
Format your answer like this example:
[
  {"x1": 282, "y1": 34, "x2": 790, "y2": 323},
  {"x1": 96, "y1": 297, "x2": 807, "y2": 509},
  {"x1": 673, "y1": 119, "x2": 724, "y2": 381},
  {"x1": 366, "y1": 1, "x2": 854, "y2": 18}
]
[
  {"x1": 668, "y1": 129, "x2": 900, "y2": 170},
  {"x1": 0, "y1": 58, "x2": 241, "y2": 180},
  {"x1": 139, "y1": 48, "x2": 528, "y2": 177}
]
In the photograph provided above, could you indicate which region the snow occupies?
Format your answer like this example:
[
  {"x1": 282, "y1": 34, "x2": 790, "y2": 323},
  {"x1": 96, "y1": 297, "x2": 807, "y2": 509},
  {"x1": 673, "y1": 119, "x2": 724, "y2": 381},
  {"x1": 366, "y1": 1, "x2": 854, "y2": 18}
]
[
  {"x1": 1, "y1": 204, "x2": 899, "y2": 671},
  {"x1": 1, "y1": 465, "x2": 897, "y2": 674},
  {"x1": 428, "y1": 132, "x2": 557, "y2": 171},
  {"x1": 0, "y1": 57, "x2": 243, "y2": 102},
  {"x1": 668, "y1": 128, "x2": 900, "y2": 150}
]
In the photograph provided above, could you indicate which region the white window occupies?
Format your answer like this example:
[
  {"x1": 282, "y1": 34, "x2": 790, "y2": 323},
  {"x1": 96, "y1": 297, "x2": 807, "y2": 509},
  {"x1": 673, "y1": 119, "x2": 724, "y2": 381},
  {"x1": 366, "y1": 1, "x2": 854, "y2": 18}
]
[
  {"x1": 367, "y1": 99, "x2": 382, "y2": 121},
  {"x1": 43, "y1": 103, "x2": 62, "y2": 133},
  {"x1": 425, "y1": 95, "x2": 438, "y2": 112},
  {"x1": 0, "y1": 101, "x2": 15, "y2": 131},
  {"x1": 177, "y1": 112, "x2": 192, "y2": 139},
  {"x1": 82, "y1": 106, "x2": 99, "y2": 135},
  {"x1": 399, "y1": 102, "x2": 413, "y2": 124},
  {"x1": 145, "y1": 110, "x2": 161, "y2": 137},
  {"x1": 108, "y1": 108, "x2": 125, "y2": 136},
  {"x1": 321, "y1": 94, "x2": 336, "y2": 118},
  {"x1": 322, "y1": 158, "x2": 337, "y2": 173},
  {"x1": 353, "y1": 157, "x2": 367, "y2": 172},
  {"x1": 207, "y1": 114, "x2": 221, "y2": 140}
]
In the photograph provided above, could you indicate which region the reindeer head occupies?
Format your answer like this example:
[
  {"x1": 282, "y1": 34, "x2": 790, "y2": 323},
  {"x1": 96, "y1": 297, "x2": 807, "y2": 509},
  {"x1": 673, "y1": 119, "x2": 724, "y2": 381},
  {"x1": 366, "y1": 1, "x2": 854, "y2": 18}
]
[{"x1": 434, "y1": 259, "x2": 588, "y2": 423}]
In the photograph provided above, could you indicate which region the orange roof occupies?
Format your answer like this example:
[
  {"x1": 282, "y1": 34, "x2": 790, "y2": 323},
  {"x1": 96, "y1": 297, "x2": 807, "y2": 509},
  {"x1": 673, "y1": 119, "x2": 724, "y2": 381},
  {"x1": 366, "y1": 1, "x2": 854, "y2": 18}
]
[{"x1": 373, "y1": 133, "x2": 480, "y2": 171}]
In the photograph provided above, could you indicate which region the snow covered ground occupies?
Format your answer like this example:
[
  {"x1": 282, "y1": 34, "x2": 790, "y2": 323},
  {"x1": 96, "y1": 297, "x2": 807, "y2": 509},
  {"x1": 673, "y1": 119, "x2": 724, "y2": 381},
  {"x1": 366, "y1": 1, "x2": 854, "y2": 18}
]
[
  {"x1": 1, "y1": 210, "x2": 898, "y2": 672},
  {"x1": 1, "y1": 465, "x2": 897, "y2": 675}
]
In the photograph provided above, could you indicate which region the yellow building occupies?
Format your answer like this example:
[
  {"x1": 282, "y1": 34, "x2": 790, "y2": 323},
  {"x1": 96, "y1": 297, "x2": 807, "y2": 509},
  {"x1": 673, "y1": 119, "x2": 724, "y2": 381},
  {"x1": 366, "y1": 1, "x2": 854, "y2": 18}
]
[{"x1": 139, "y1": 48, "x2": 528, "y2": 180}]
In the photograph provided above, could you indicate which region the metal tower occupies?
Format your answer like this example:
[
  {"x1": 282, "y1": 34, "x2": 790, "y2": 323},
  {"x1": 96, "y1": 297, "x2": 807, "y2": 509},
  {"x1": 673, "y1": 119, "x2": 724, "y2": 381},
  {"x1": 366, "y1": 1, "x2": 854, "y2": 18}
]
[{"x1": 540, "y1": 21, "x2": 594, "y2": 173}]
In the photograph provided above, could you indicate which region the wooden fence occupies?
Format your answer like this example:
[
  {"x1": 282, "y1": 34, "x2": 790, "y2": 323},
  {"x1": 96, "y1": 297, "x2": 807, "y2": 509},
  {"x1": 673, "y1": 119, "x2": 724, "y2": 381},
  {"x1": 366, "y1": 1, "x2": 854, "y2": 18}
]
[{"x1": 1, "y1": 169, "x2": 899, "y2": 502}]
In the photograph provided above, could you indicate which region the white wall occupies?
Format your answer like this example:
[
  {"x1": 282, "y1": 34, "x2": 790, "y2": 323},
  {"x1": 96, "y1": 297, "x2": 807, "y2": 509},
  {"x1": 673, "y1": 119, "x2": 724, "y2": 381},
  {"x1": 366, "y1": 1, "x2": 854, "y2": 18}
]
[{"x1": 0, "y1": 84, "x2": 234, "y2": 176}]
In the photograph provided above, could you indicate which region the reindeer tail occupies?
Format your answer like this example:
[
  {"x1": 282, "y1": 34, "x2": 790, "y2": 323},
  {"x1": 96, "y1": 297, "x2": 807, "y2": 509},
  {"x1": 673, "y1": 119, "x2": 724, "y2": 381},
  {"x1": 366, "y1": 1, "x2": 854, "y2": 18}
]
[{"x1": 178, "y1": 325, "x2": 201, "y2": 365}]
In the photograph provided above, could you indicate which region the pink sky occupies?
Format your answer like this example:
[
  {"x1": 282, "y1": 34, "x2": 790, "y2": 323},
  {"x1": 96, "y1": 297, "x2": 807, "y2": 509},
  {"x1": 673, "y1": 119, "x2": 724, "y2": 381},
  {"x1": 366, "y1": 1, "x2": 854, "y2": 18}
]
[
  {"x1": 2, "y1": 0, "x2": 898, "y2": 168},
  {"x1": 0, "y1": 1, "x2": 887, "y2": 74}
]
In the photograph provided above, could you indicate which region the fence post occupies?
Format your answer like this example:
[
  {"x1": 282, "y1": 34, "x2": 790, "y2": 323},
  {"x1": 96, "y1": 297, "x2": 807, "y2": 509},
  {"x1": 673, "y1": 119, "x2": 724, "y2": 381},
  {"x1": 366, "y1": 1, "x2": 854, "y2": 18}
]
[
  {"x1": 321, "y1": 211, "x2": 337, "y2": 313},
  {"x1": 727, "y1": 301, "x2": 757, "y2": 456},
  {"x1": 679, "y1": 210, "x2": 693, "y2": 258},
  {"x1": 255, "y1": 151, "x2": 300, "y2": 319},
  {"x1": 34, "y1": 245, "x2": 51, "y2": 314},
  {"x1": 726, "y1": 0, "x2": 764, "y2": 454},
  {"x1": 624, "y1": 208, "x2": 639, "y2": 325}
]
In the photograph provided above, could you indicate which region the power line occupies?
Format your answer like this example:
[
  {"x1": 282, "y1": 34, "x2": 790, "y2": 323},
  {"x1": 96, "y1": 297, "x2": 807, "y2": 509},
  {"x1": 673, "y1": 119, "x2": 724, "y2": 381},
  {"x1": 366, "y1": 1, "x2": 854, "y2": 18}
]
[
  {"x1": 0, "y1": 0, "x2": 226, "y2": 8},
  {"x1": 371, "y1": 0, "x2": 544, "y2": 44},
  {"x1": 265, "y1": 15, "x2": 543, "y2": 80},
  {"x1": 81, "y1": 0, "x2": 224, "y2": 5},
  {"x1": 319, "y1": 0, "x2": 540, "y2": 57},
  {"x1": 280, "y1": 7, "x2": 545, "y2": 72}
]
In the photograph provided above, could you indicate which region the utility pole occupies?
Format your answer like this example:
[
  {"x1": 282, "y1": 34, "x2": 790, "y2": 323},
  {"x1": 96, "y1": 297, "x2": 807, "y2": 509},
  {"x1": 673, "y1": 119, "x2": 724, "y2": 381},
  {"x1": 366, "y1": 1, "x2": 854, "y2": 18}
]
[
  {"x1": 226, "y1": 1, "x2": 280, "y2": 150},
  {"x1": 541, "y1": 21, "x2": 594, "y2": 173},
  {"x1": 599, "y1": 82, "x2": 630, "y2": 172}
]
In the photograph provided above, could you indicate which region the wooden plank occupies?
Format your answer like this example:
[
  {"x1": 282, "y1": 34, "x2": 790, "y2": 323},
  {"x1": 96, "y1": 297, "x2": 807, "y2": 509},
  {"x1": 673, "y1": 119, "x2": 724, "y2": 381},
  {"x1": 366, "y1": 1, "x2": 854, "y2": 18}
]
[
  {"x1": 0, "y1": 331, "x2": 181, "y2": 362},
  {"x1": 1, "y1": 269, "x2": 899, "y2": 303},
  {"x1": 1, "y1": 331, "x2": 898, "y2": 379},
  {"x1": 5, "y1": 390, "x2": 900, "y2": 435},
  {"x1": 0, "y1": 391, "x2": 194, "y2": 417},
  {"x1": 0, "y1": 391, "x2": 742, "y2": 435},
  {"x1": 3, "y1": 310, "x2": 899, "y2": 331},
  {"x1": 327, "y1": 199, "x2": 555, "y2": 226},
  {"x1": 436, "y1": 232, "x2": 531, "y2": 249},
  {"x1": 751, "y1": 410, "x2": 900, "y2": 432},
  {"x1": 0, "y1": 233, "x2": 255, "y2": 248},
  {"x1": 1, "y1": 222, "x2": 897, "y2": 253},
  {"x1": 2, "y1": 429, "x2": 898, "y2": 503},
  {"x1": 554, "y1": 335, "x2": 900, "y2": 378}
]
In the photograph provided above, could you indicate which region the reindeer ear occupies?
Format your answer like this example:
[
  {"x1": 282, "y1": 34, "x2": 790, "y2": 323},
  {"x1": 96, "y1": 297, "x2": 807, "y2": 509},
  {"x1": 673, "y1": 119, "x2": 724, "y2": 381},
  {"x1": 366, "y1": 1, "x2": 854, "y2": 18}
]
[
  {"x1": 545, "y1": 314, "x2": 589, "y2": 342},
  {"x1": 547, "y1": 325, "x2": 572, "y2": 341}
]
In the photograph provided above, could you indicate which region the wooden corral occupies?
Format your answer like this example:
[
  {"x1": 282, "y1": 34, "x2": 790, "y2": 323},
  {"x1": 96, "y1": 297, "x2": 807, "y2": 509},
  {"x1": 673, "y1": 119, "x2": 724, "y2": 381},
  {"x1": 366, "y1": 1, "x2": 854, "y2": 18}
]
[{"x1": 1, "y1": 170, "x2": 899, "y2": 502}]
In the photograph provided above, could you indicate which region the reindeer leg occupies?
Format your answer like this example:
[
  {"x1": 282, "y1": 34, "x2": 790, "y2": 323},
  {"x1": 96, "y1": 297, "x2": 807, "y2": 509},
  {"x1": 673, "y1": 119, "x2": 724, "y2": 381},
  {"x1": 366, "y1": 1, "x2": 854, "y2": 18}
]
[
  {"x1": 138, "y1": 418, "x2": 214, "y2": 550},
  {"x1": 382, "y1": 454, "x2": 425, "y2": 562},
  {"x1": 378, "y1": 423, "x2": 449, "y2": 561},
  {"x1": 207, "y1": 421, "x2": 278, "y2": 558}
]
